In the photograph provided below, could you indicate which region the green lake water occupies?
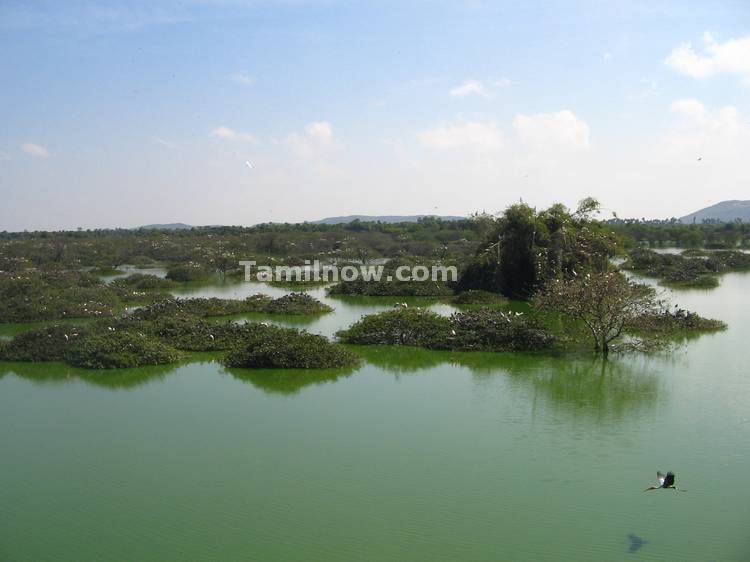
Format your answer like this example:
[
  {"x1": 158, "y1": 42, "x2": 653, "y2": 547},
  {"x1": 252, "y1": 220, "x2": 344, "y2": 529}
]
[{"x1": 1, "y1": 274, "x2": 749, "y2": 561}]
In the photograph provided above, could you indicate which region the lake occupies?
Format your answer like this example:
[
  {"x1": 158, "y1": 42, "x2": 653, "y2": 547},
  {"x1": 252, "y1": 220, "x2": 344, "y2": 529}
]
[{"x1": 1, "y1": 273, "x2": 749, "y2": 561}]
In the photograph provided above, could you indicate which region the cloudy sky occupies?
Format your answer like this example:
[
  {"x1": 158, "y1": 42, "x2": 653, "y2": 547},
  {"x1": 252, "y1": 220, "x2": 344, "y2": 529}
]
[{"x1": 1, "y1": 0, "x2": 749, "y2": 230}]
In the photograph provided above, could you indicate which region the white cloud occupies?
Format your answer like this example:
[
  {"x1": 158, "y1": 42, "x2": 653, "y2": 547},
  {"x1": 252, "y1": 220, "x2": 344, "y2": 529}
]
[
  {"x1": 665, "y1": 32, "x2": 750, "y2": 85},
  {"x1": 209, "y1": 126, "x2": 259, "y2": 144},
  {"x1": 450, "y1": 79, "x2": 491, "y2": 98},
  {"x1": 663, "y1": 98, "x2": 749, "y2": 152},
  {"x1": 449, "y1": 78, "x2": 509, "y2": 98},
  {"x1": 418, "y1": 121, "x2": 505, "y2": 151},
  {"x1": 282, "y1": 121, "x2": 336, "y2": 156},
  {"x1": 513, "y1": 110, "x2": 590, "y2": 150},
  {"x1": 21, "y1": 142, "x2": 49, "y2": 158},
  {"x1": 229, "y1": 70, "x2": 252, "y2": 85}
]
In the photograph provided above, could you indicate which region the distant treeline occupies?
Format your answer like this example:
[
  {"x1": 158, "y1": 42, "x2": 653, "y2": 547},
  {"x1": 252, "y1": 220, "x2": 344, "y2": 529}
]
[
  {"x1": 0, "y1": 217, "x2": 482, "y2": 271},
  {"x1": 3, "y1": 215, "x2": 750, "y2": 275},
  {"x1": 607, "y1": 220, "x2": 750, "y2": 249}
]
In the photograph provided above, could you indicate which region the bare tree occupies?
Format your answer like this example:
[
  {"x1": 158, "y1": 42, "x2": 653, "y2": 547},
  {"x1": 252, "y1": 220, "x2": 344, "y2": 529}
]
[{"x1": 534, "y1": 271, "x2": 656, "y2": 355}]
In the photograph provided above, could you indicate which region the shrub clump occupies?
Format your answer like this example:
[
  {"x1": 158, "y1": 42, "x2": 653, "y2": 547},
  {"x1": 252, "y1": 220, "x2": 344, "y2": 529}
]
[
  {"x1": 337, "y1": 308, "x2": 452, "y2": 346},
  {"x1": 165, "y1": 263, "x2": 213, "y2": 282},
  {"x1": 337, "y1": 308, "x2": 555, "y2": 352},
  {"x1": 130, "y1": 294, "x2": 330, "y2": 320},
  {"x1": 328, "y1": 278, "x2": 453, "y2": 297},
  {"x1": 65, "y1": 330, "x2": 181, "y2": 369},
  {"x1": 112, "y1": 273, "x2": 177, "y2": 290},
  {"x1": 445, "y1": 310, "x2": 555, "y2": 351},
  {"x1": 144, "y1": 314, "x2": 253, "y2": 351},
  {"x1": 629, "y1": 307, "x2": 726, "y2": 334},
  {"x1": 0, "y1": 325, "x2": 89, "y2": 362},
  {"x1": 0, "y1": 270, "x2": 119, "y2": 322},
  {"x1": 129, "y1": 297, "x2": 264, "y2": 319},
  {"x1": 262, "y1": 292, "x2": 332, "y2": 314},
  {"x1": 624, "y1": 249, "x2": 722, "y2": 288},
  {"x1": 223, "y1": 325, "x2": 360, "y2": 369}
]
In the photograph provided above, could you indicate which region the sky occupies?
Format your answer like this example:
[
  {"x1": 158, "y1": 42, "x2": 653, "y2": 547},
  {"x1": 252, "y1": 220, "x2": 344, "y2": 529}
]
[{"x1": 1, "y1": 0, "x2": 750, "y2": 231}]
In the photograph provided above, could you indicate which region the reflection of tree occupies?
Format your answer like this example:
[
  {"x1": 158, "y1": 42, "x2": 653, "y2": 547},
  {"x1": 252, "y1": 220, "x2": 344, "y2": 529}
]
[
  {"x1": 223, "y1": 365, "x2": 356, "y2": 395},
  {"x1": 356, "y1": 345, "x2": 660, "y2": 421},
  {"x1": 0, "y1": 361, "x2": 180, "y2": 390},
  {"x1": 353, "y1": 345, "x2": 530, "y2": 374},
  {"x1": 474, "y1": 355, "x2": 661, "y2": 422}
]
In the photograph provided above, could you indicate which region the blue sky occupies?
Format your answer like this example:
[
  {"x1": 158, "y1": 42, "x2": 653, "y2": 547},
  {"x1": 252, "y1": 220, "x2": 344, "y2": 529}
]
[{"x1": 1, "y1": 0, "x2": 749, "y2": 230}]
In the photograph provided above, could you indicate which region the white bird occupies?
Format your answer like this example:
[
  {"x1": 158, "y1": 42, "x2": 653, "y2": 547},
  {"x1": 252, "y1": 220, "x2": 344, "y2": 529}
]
[{"x1": 245, "y1": 161, "x2": 254, "y2": 169}]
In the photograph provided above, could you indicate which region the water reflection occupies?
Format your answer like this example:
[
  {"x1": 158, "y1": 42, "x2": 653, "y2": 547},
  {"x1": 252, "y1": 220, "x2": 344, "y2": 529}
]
[
  {"x1": 354, "y1": 345, "x2": 661, "y2": 421},
  {"x1": 0, "y1": 360, "x2": 181, "y2": 389},
  {"x1": 480, "y1": 355, "x2": 661, "y2": 422},
  {"x1": 222, "y1": 365, "x2": 356, "y2": 395}
]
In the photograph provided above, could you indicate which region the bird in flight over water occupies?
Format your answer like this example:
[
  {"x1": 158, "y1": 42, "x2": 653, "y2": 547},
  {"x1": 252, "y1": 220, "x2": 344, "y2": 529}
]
[{"x1": 644, "y1": 471, "x2": 685, "y2": 491}]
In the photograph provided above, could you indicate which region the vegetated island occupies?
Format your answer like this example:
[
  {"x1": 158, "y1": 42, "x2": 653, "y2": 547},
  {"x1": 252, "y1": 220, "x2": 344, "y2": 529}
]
[{"x1": 0, "y1": 197, "x2": 729, "y2": 371}]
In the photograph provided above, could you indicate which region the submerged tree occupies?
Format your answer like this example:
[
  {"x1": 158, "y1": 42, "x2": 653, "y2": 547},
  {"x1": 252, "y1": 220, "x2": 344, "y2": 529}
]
[{"x1": 534, "y1": 271, "x2": 657, "y2": 355}]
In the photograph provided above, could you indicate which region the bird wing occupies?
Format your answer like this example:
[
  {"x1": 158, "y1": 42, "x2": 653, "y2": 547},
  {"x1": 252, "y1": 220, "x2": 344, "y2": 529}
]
[
  {"x1": 657, "y1": 472, "x2": 665, "y2": 486},
  {"x1": 664, "y1": 472, "x2": 675, "y2": 487}
]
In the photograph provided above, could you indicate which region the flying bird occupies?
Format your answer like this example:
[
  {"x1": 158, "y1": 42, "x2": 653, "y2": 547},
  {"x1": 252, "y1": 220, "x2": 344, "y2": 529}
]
[
  {"x1": 245, "y1": 161, "x2": 254, "y2": 169},
  {"x1": 644, "y1": 471, "x2": 684, "y2": 491}
]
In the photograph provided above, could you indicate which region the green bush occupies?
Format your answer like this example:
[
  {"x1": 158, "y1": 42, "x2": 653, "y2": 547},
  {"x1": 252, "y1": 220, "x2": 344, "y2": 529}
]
[
  {"x1": 262, "y1": 292, "x2": 332, "y2": 314},
  {"x1": 624, "y1": 249, "x2": 720, "y2": 288},
  {"x1": 337, "y1": 308, "x2": 452, "y2": 346},
  {"x1": 65, "y1": 330, "x2": 181, "y2": 369},
  {"x1": 629, "y1": 308, "x2": 726, "y2": 334},
  {"x1": 130, "y1": 294, "x2": 330, "y2": 320},
  {"x1": 223, "y1": 325, "x2": 360, "y2": 369},
  {"x1": 130, "y1": 297, "x2": 263, "y2": 319},
  {"x1": 0, "y1": 271, "x2": 119, "y2": 322},
  {"x1": 0, "y1": 325, "x2": 89, "y2": 362},
  {"x1": 328, "y1": 278, "x2": 453, "y2": 297},
  {"x1": 337, "y1": 307, "x2": 555, "y2": 352},
  {"x1": 165, "y1": 264, "x2": 213, "y2": 282},
  {"x1": 112, "y1": 273, "x2": 176, "y2": 290},
  {"x1": 145, "y1": 315, "x2": 253, "y2": 351},
  {"x1": 445, "y1": 310, "x2": 554, "y2": 351}
]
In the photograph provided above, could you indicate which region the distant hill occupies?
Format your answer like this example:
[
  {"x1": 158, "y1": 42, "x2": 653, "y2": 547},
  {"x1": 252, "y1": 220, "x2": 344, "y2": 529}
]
[
  {"x1": 680, "y1": 201, "x2": 750, "y2": 224},
  {"x1": 136, "y1": 223, "x2": 194, "y2": 230},
  {"x1": 314, "y1": 215, "x2": 465, "y2": 225}
]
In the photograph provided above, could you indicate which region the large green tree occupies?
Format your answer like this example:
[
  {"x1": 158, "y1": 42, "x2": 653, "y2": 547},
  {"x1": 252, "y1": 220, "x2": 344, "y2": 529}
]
[{"x1": 458, "y1": 198, "x2": 620, "y2": 299}]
